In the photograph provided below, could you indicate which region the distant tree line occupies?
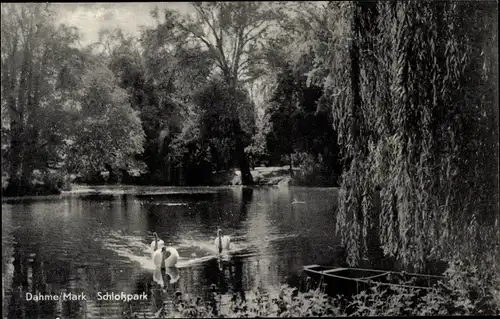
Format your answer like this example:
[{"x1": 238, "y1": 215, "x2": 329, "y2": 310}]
[{"x1": 1, "y1": 2, "x2": 347, "y2": 195}]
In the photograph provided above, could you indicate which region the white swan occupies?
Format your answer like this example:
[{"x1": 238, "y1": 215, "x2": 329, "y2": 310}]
[
  {"x1": 214, "y1": 228, "x2": 230, "y2": 253},
  {"x1": 150, "y1": 232, "x2": 165, "y2": 252},
  {"x1": 152, "y1": 246, "x2": 179, "y2": 268}
]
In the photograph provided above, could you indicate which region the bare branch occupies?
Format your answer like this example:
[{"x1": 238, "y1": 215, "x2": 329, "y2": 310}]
[
  {"x1": 177, "y1": 22, "x2": 226, "y2": 72},
  {"x1": 242, "y1": 19, "x2": 267, "y2": 46},
  {"x1": 231, "y1": 27, "x2": 246, "y2": 80},
  {"x1": 194, "y1": 4, "x2": 230, "y2": 72},
  {"x1": 238, "y1": 58, "x2": 253, "y2": 73}
]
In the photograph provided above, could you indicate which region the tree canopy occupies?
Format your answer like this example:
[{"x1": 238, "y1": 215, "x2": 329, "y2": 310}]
[{"x1": 1, "y1": 3, "x2": 145, "y2": 193}]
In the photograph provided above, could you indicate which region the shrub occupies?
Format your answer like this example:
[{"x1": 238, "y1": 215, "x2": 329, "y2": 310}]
[
  {"x1": 156, "y1": 264, "x2": 500, "y2": 318},
  {"x1": 290, "y1": 152, "x2": 338, "y2": 187}
]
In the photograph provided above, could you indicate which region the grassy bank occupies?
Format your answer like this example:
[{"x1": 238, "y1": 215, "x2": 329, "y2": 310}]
[{"x1": 213, "y1": 165, "x2": 337, "y2": 187}]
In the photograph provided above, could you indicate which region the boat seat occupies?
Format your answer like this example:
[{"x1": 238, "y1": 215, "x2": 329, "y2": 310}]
[
  {"x1": 303, "y1": 264, "x2": 321, "y2": 269},
  {"x1": 363, "y1": 272, "x2": 390, "y2": 280},
  {"x1": 322, "y1": 268, "x2": 348, "y2": 274}
]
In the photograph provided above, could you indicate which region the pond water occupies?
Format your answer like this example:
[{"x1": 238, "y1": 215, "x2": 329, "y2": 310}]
[{"x1": 2, "y1": 185, "x2": 340, "y2": 318}]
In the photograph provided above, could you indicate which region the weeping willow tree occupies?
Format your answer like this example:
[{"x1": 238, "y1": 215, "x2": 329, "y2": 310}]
[{"x1": 314, "y1": 1, "x2": 499, "y2": 272}]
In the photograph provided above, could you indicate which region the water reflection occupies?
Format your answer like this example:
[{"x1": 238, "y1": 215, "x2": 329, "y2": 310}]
[
  {"x1": 152, "y1": 267, "x2": 180, "y2": 288},
  {"x1": 2, "y1": 186, "x2": 338, "y2": 318},
  {"x1": 237, "y1": 187, "x2": 253, "y2": 224}
]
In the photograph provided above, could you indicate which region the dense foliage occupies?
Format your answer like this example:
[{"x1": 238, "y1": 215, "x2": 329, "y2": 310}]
[
  {"x1": 265, "y1": 64, "x2": 342, "y2": 186},
  {"x1": 1, "y1": 4, "x2": 145, "y2": 195},
  {"x1": 124, "y1": 260, "x2": 500, "y2": 318},
  {"x1": 292, "y1": 1, "x2": 499, "y2": 276}
]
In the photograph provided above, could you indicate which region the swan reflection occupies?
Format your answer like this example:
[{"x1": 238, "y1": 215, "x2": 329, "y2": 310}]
[
  {"x1": 153, "y1": 266, "x2": 180, "y2": 288},
  {"x1": 214, "y1": 228, "x2": 231, "y2": 253}
]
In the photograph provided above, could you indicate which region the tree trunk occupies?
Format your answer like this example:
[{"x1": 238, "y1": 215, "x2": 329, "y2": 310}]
[
  {"x1": 234, "y1": 127, "x2": 253, "y2": 185},
  {"x1": 105, "y1": 163, "x2": 116, "y2": 184},
  {"x1": 228, "y1": 84, "x2": 253, "y2": 185},
  {"x1": 5, "y1": 38, "x2": 36, "y2": 196},
  {"x1": 5, "y1": 118, "x2": 30, "y2": 196}
]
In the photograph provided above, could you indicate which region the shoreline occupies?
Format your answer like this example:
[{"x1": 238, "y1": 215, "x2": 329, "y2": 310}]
[
  {"x1": 2, "y1": 166, "x2": 339, "y2": 199},
  {"x1": 1, "y1": 183, "x2": 340, "y2": 201}
]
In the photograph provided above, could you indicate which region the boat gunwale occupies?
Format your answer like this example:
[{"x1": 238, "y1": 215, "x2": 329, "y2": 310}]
[{"x1": 302, "y1": 265, "x2": 446, "y2": 291}]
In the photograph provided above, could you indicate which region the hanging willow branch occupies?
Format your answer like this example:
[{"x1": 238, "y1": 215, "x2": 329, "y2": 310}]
[{"x1": 320, "y1": 0, "x2": 499, "y2": 273}]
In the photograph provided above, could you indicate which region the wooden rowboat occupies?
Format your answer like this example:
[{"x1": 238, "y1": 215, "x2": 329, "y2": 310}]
[{"x1": 302, "y1": 264, "x2": 445, "y2": 296}]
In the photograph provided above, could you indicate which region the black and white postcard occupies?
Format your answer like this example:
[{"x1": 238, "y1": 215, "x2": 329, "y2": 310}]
[{"x1": 1, "y1": 2, "x2": 499, "y2": 318}]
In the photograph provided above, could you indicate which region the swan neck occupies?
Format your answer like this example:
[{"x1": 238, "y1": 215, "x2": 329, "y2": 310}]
[
  {"x1": 218, "y1": 233, "x2": 223, "y2": 253},
  {"x1": 166, "y1": 248, "x2": 179, "y2": 258},
  {"x1": 163, "y1": 248, "x2": 179, "y2": 267}
]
